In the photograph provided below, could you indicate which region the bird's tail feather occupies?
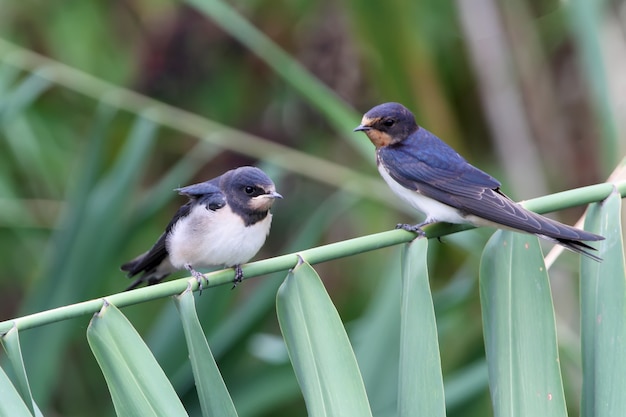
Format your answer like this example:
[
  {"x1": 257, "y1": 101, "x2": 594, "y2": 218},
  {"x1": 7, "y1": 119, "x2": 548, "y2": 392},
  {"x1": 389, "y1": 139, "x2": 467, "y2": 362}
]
[
  {"x1": 124, "y1": 271, "x2": 170, "y2": 291},
  {"x1": 120, "y1": 253, "x2": 146, "y2": 276},
  {"x1": 538, "y1": 234, "x2": 602, "y2": 261},
  {"x1": 121, "y1": 252, "x2": 171, "y2": 290},
  {"x1": 520, "y1": 209, "x2": 602, "y2": 261},
  {"x1": 476, "y1": 207, "x2": 604, "y2": 261}
]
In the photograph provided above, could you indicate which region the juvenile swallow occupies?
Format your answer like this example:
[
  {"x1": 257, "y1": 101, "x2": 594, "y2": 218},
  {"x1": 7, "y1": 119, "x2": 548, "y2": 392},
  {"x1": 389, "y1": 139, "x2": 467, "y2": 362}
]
[
  {"x1": 354, "y1": 102, "x2": 604, "y2": 259},
  {"x1": 122, "y1": 166, "x2": 282, "y2": 290}
]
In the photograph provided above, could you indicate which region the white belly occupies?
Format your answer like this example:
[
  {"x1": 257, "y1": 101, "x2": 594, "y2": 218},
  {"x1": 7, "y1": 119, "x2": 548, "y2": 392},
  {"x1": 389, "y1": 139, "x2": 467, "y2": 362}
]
[
  {"x1": 377, "y1": 162, "x2": 467, "y2": 224},
  {"x1": 166, "y1": 204, "x2": 272, "y2": 269}
]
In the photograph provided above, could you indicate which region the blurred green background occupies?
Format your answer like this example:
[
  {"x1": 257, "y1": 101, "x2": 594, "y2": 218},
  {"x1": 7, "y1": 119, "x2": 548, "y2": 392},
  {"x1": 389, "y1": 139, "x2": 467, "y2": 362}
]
[{"x1": 0, "y1": 0, "x2": 623, "y2": 416}]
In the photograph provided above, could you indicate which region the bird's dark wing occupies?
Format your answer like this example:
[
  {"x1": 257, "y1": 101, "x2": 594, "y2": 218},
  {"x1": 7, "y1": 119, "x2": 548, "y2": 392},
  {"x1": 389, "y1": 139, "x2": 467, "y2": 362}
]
[
  {"x1": 379, "y1": 129, "x2": 602, "y2": 242},
  {"x1": 122, "y1": 181, "x2": 229, "y2": 289},
  {"x1": 379, "y1": 128, "x2": 500, "y2": 205},
  {"x1": 176, "y1": 179, "x2": 221, "y2": 197},
  {"x1": 122, "y1": 183, "x2": 228, "y2": 277},
  {"x1": 121, "y1": 202, "x2": 194, "y2": 277},
  {"x1": 176, "y1": 180, "x2": 227, "y2": 211}
]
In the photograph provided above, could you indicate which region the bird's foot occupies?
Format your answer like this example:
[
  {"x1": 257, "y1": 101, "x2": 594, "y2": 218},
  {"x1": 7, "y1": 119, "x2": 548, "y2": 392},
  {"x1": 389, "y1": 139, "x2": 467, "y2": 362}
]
[
  {"x1": 185, "y1": 264, "x2": 207, "y2": 295},
  {"x1": 231, "y1": 265, "x2": 244, "y2": 290},
  {"x1": 396, "y1": 223, "x2": 427, "y2": 238}
]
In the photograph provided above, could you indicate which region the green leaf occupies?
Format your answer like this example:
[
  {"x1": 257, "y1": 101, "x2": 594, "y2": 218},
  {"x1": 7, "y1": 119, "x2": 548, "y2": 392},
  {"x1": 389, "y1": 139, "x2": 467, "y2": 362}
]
[
  {"x1": 480, "y1": 230, "x2": 567, "y2": 417},
  {"x1": 18, "y1": 109, "x2": 157, "y2": 403},
  {"x1": 351, "y1": 258, "x2": 401, "y2": 412},
  {"x1": 174, "y1": 287, "x2": 238, "y2": 417},
  {"x1": 86, "y1": 301, "x2": 189, "y2": 417},
  {"x1": 398, "y1": 238, "x2": 445, "y2": 417},
  {"x1": 276, "y1": 257, "x2": 373, "y2": 417},
  {"x1": 0, "y1": 364, "x2": 33, "y2": 417},
  {"x1": 0, "y1": 326, "x2": 37, "y2": 416},
  {"x1": 581, "y1": 189, "x2": 626, "y2": 416}
]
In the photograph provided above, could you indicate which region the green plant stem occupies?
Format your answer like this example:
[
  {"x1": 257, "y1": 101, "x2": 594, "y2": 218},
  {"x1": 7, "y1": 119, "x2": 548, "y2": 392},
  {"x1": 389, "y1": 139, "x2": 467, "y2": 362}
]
[{"x1": 1, "y1": 180, "x2": 624, "y2": 336}]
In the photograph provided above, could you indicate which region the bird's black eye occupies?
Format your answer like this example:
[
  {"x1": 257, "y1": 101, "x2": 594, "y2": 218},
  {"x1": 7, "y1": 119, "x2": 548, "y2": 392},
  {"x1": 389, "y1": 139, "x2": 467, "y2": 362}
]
[
  {"x1": 382, "y1": 118, "x2": 395, "y2": 127},
  {"x1": 244, "y1": 186, "x2": 255, "y2": 195}
]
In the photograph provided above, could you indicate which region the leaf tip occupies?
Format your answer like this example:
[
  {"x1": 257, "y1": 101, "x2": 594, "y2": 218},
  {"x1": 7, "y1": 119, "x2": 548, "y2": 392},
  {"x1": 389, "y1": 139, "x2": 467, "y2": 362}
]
[
  {"x1": 93, "y1": 298, "x2": 110, "y2": 318},
  {"x1": 290, "y1": 254, "x2": 305, "y2": 272}
]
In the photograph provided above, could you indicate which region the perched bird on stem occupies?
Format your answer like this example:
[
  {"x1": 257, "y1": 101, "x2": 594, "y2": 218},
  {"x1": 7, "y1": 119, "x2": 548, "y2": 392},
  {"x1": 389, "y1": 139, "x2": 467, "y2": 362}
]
[
  {"x1": 122, "y1": 166, "x2": 282, "y2": 290},
  {"x1": 354, "y1": 102, "x2": 604, "y2": 260}
]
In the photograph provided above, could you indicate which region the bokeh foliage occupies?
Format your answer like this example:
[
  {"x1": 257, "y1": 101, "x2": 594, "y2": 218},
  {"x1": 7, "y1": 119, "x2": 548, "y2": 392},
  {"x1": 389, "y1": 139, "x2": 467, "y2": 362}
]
[{"x1": 1, "y1": 0, "x2": 624, "y2": 416}]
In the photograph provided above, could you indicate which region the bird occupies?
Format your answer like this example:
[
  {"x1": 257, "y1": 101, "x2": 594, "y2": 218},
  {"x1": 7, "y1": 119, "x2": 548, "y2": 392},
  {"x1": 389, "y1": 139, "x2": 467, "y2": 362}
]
[
  {"x1": 121, "y1": 166, "x2": 282, "y2": 290},
  {"x1": 353, "y1": 102, "x2": 604, "y2": 260}
]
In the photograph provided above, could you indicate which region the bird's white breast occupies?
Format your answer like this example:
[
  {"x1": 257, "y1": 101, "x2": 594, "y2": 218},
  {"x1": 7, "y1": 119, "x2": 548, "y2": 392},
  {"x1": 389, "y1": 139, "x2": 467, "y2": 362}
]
[
  {"x1": 166, "y1": 204, "x2": 272, "y2": 269},
  {"x1": 377, "y1": 160, "x2": 467, "y2": 224}
]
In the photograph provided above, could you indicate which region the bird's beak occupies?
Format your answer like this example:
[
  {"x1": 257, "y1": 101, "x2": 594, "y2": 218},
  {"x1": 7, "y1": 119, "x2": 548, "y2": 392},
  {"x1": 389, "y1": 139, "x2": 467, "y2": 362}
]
[
  {"x1": 353, "y1": 124, "x2": 371, "y2": 132},
  {"x1": 266, "y1": 191, "x2": 283, "y2": 199},
  {"x1": 250, "y1": 191, "x2": 282, "y2": 210}
]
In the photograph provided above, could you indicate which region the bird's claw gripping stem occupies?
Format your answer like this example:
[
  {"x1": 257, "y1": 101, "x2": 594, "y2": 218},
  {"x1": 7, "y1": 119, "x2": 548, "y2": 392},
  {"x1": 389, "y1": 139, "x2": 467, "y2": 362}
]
[
  {"x1": 231, "y1": 265, "x2": 244, "y2": 289},
  {"x1": 396, "y1": 223, "x2": 427, "y2": 238},
  {"x1": 185, "y1": 264, "x2": 207, "y2": 295}
]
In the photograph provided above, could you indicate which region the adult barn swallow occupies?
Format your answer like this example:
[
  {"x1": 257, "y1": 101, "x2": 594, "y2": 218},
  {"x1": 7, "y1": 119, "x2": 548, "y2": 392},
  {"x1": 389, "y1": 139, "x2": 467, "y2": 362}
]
[
  {"x1": 354, "y1": 102, "x2": 604, "y2": 259},
  {"x1": 122, "y1": 166, "x2": 282, "y2": 290}
]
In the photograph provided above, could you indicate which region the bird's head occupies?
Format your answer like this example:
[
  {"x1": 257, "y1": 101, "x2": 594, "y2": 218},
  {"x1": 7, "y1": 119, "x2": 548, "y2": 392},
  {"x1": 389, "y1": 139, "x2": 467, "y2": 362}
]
[
  {"x1": 353, "y1": 102, "x2": 419, "y2": 148},
  {"x1": 224, "y1": 166, "x2": 282, "y2": 214}
]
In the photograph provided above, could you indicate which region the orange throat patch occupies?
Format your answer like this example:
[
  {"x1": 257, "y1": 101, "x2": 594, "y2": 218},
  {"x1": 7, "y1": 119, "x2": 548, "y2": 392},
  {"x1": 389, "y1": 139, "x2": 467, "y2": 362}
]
[{"x1": 364, "y1": 129, "x2": 394, "y2": 148}]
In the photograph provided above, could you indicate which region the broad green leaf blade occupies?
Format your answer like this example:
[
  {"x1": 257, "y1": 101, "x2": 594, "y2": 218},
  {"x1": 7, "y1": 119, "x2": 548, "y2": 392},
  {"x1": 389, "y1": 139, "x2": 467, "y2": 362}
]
[
  {"x1": 87, "y1": 301, "x2": 189, "y2": 417},
  {"x1": 0, "y1": 326, "x2": 37, "y2": 416},
  {"x1": 398, "y1": 238, "x2": 445, "y2": 417},
  {"x1": 480, "y1": 231, "x2": 567, "y2": 417},
  {"x1": 174, "y1": 288, "x2": 238, "y2": 417},
  {"x1": 276, "y1": 257, "x2": 373, "y2": 417},
  {"x1": 19, "y1": 109, "x2": 157, "y2": 404},
  {"x1": 351, "y1": 258, "x2": 401, "y2": 414},
  {"x1": 0, "y1": 365, "x2": 33, "y2": 417},
  {"x1": 580, "y1": 189, "x2": 626, "y2": 417}
]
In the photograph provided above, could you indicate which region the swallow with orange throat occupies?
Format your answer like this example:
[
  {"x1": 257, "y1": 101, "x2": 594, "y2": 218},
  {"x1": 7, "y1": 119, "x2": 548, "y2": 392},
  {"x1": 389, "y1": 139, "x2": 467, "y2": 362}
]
[{"x1": 354, "y1": 102, "x2": 604, "y2": 260}]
